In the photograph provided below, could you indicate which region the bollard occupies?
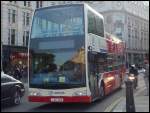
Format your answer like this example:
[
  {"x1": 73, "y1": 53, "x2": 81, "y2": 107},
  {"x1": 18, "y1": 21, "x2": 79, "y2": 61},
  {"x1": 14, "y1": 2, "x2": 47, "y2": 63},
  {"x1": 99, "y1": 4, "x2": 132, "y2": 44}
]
[{"x1": 125, "y1": 80, "x2": 135, "y2": 112}]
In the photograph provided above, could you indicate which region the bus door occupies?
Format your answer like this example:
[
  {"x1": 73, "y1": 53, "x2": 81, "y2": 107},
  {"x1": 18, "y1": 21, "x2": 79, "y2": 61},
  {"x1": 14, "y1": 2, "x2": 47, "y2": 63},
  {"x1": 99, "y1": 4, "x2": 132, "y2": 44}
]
[{"x1": 88, "y1": 52, "x2": 99, "y2": 99}]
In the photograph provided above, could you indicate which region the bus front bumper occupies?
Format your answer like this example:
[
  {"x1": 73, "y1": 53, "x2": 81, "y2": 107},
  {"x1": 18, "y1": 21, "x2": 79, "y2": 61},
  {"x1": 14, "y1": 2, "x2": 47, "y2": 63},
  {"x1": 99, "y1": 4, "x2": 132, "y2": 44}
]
[{"x1": 28, "y1": 96, "x2": 92, "y2": 103}]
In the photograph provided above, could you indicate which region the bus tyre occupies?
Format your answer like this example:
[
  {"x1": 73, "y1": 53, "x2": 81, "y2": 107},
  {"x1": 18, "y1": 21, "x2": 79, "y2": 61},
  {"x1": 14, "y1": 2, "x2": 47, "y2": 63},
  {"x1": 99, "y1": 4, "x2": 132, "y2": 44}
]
[{"x1": 99, "y1": 84, "x2": 105, "y2": 99}]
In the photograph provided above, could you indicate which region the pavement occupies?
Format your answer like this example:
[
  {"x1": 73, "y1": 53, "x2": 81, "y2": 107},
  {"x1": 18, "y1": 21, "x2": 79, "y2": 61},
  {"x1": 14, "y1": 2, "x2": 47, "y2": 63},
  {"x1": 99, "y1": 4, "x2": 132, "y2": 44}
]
[{"x1": 111, "y1": 72, "x2": 149, "y2": 112}]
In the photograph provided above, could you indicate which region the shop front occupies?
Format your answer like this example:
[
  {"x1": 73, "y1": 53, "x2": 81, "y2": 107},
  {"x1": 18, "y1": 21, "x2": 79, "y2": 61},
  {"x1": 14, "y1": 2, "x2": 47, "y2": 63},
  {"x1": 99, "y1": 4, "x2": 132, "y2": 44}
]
[{"x1": 2, "y1": 45, "x2": 29, "y2": 79}]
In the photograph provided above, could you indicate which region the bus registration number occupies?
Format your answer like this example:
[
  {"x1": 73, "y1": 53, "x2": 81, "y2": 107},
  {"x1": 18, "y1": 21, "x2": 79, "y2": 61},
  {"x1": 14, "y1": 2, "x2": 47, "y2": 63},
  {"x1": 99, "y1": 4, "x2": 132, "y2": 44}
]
[{"x1": 50, "y1": 98, "x2": 64, "y2": 102}]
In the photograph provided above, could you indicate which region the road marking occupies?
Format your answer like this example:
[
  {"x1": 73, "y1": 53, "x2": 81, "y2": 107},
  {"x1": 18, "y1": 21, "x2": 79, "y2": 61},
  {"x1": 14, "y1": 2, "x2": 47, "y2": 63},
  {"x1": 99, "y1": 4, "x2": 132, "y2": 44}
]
[{"x1": 104, "y1": 97, "x2": 123, "y2": 112}]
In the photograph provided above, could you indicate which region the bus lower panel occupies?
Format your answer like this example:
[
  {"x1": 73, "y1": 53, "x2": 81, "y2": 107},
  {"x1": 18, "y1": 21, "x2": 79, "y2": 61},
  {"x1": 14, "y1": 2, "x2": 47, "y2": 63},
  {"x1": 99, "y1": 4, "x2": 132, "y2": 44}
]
[{"x1": 28, "y1": 96, "x2": 92, "y2": 103}]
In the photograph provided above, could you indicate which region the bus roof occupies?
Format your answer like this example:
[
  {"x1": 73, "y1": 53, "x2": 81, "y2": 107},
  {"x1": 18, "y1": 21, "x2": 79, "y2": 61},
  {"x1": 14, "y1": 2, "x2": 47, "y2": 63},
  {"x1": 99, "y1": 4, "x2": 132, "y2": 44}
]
[
  {"x1": 35, "y1": 3, "x2": 85, "y2": 11},
  {"x1": 34, "y1": 3, "x2": 104, "y2": 21},
  {"x1": 34, "y1": 3, "x2": 103, "y2": 19}
]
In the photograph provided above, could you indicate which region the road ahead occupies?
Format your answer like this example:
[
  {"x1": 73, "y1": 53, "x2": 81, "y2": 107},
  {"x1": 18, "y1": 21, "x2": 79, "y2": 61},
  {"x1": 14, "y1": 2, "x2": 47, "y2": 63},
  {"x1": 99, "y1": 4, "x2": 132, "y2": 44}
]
[
  {"x1": 2, "y1": 72, "x2": 145, "y2": 112},
  {"x1": 1, "y1": 83, "x2": 125, "y2": 112}
]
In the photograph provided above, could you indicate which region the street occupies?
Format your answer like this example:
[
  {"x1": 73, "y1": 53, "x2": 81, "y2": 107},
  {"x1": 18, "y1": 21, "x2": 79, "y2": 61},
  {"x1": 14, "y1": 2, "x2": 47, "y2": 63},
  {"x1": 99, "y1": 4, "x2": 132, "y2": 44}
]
[
  {"x1": 1, "y1": 1, "x2": 149, "y2": 112},
  {"x1": 1, "y1": 85, "x2": 124, "y2": 112},
  {"x1": 1, "y1": 71, "x2": 146, "y2": 112}
]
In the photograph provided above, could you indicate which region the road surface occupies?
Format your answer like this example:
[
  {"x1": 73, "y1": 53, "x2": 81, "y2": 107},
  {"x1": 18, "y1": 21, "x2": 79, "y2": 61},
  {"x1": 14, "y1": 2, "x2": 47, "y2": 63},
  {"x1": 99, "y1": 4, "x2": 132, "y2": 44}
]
[{"x1": 1, "y1": 71, "x2": 145, "y2": 112}]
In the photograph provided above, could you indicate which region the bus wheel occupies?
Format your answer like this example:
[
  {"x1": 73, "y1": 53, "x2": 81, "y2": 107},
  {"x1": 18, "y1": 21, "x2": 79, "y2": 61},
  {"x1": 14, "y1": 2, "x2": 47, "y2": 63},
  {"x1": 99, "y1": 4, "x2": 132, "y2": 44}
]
[{"x1": 99, "y1": 84, "x2": 105, "y2": 99}]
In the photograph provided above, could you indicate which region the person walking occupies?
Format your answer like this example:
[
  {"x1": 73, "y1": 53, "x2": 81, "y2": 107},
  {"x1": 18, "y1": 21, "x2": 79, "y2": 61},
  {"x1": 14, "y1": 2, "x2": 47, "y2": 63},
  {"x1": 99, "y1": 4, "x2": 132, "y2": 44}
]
[
  {"x1": 14, "y1": 65, "x2": 22, "y2": 80},
  {"x1": 143, "y1": 60, "x2": 149, "y2": 96}
]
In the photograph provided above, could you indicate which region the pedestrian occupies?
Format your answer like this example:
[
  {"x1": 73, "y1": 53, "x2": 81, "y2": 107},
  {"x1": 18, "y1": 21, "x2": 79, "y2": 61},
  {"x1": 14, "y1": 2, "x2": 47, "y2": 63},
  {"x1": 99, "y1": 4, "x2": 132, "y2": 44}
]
[
  {"x1": 14, "y1": 65, "x2": 22, "y2": 80},
  {"x1": 143, "y1": 59, "x2": 149, "y2": 96}
]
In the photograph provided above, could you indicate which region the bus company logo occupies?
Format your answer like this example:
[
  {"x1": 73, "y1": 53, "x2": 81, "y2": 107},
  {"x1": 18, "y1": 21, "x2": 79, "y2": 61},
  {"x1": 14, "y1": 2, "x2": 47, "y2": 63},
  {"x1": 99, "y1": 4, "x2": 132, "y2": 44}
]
[
  {"x1": 49, "y1": 91, "x2": 65, "y2": 95},
  {"x1": 54, "y1": 91, "x2": 65, "y2": 94},
  {"x1": 49, "y1": 91, "x2": 54, "y2": 95}
]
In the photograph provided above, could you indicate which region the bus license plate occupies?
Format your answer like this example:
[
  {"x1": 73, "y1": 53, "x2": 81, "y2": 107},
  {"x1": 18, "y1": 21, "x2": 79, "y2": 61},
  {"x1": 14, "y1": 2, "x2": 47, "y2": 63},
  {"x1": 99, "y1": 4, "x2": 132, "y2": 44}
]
[{"x1": 50, "y1": 98, "x2": 64, "y2": 102}]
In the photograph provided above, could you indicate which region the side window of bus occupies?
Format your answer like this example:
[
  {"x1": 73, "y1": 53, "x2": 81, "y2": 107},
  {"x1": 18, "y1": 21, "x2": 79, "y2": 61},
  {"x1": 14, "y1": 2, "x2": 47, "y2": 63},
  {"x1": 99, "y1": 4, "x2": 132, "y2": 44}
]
[
  {"x1": 88, "y1": 11, "x2": 96, "y2": 34},
  {"x1": 114, "y1": 54, "x2": 118, "y2": 70},
  {"x1": 107, "y1": 54, "x2": 114, "y2": 71},
  {"x1": 97, "y1": 53, "x2": 107, "y2": 73},
  {"x1": 88, "y1": 52, "x2": 107, "y2": 74},
  {"x1": 88, "y1": 10, "x2": 104, "y2": 37},
  {"x1": 117, "y1": 55, "x2": 122, "y2": 66},
  {"x1": 95, "y1": 15, "x2": 104, "y2": 37}
]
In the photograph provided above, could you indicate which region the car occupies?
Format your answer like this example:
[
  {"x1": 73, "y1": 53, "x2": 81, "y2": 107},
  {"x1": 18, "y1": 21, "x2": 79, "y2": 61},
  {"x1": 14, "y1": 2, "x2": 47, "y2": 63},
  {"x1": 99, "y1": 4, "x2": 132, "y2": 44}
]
[{"x1": 1, "y1": 71, "x2": 25, "y2": 105}]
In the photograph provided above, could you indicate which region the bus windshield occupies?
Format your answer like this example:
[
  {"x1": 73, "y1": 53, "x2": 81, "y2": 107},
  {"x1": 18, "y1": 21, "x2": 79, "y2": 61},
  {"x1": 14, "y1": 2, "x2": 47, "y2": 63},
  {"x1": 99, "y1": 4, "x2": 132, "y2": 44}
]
[
  {"x1": 31, "y1": 5, "x2": 84, "y2": 38},
  {"x1": 29, "y1": 5, "x2": 86, "y2": 89}
]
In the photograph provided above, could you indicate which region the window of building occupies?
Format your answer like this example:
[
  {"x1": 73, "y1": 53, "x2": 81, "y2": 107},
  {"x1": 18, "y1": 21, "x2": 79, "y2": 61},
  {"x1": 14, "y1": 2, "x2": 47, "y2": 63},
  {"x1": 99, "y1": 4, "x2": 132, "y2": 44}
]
[
  {"x1": 26, "y1": 13, "x2": 30, "y2": 26},
  {"x1": 132, "y1": 29, "x2": 134, "y2": 38},
  {"x1": 128, "y1": 26, "x2": 131, "y2": 38},
  {"x1": 40, "y1": 1, "x2": 42, "y2": 7},
  {"x1": 36, "y1": 1, "x2": 42, "y2": 8},
  {"x1": 8, "y1": 29, "x2": 11, "y2": 45},
  {"x1": 107, "y1": 15, "x2": 112, "y2": 24},
  {"x1": 23, "y1": 31, "x2": 29, "y2": 46},
  {"x1": 8, "y1": 9, "x2": 17, "y2": 24},
  {"x1": 28, "y1": 1, "x2": 30, "y2": 7},
  {"x1": 8, "y1": 9, "x2": 11, "y2": 23},
  {"x1": 23, "y1": 12, "x2": 26, "y2": 26},
  {"x1": 135, "y1": 28, "x2": 137, "y2": 39},
  {"x1": 128, "y1": 38, "x2": 130, "y2": 48},
  {"x1": 24, "y1": 1, "x2": 30, "y2": 7},
  {"x1": 12, "y1": 10, "x2": 16, "y2": 23},
  {"x1": 23, "y1": 12, "x2": 30, "y2": 26},
  {"x1": 36, "y1": 1, "x2": 39, "y2": 8},
  {"x1": 26, "y1": 31, "x2": 29, "y2": 46},
  {"x1": 51, "y1": 2, "x2": 55, "y2": 5},
  {"x1": 23, "y1": 31, "x2": 25, "y2": 46},
  {"x1": 11, "y1": 29, "x2": 15, "y2": 45},
  {"x1": 24, "y1": 1, "x2": 26, "y2": 6},
  {"x1": 9, "y1": 1, "x2": 16, "y2": 4}
]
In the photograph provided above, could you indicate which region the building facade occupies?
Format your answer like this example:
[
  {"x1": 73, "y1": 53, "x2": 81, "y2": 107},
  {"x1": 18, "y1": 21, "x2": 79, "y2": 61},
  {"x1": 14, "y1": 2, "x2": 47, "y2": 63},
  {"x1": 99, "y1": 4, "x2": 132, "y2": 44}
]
[{"x1": 1, "y1": 1, "x2": 149, "y2": 64}]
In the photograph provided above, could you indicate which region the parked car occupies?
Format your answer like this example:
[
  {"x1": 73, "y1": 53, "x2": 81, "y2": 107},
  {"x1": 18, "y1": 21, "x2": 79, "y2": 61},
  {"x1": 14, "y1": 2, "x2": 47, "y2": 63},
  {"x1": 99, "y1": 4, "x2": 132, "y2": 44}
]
[{"x1": 1, "y1": 71, "x2": 25, "y2": 105}]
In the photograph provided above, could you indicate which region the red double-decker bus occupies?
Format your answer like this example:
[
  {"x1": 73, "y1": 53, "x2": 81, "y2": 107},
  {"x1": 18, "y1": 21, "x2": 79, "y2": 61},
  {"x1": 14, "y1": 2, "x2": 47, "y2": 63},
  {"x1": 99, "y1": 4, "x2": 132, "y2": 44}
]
[{"x1": 28, "y1": 3, "x2": 126, "y2": 103}]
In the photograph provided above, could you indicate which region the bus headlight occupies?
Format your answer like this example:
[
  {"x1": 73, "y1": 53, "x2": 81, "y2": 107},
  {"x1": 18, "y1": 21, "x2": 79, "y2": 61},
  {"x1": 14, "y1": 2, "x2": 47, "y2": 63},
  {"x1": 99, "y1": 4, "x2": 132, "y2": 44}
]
[
  {"x1": 30, "y1": 91, "x2": 40, "y2": 96},
  {"x1": 72, "y1": 90, "x2": 87, "y2": 96},
  {"x1": 128, "y1": 74, "x2": 135, "y2": 81}
]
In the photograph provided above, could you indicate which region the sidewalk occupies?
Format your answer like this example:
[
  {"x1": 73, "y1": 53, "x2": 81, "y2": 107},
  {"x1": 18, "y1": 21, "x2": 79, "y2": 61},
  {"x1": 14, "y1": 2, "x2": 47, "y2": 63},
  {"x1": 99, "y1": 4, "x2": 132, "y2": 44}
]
[
  {"x1": 112, "y1": 88, "x2": 149, "y2": 112},
  {"x1": 112, "y1": 73, "x2": 149, "y2": 112}
]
